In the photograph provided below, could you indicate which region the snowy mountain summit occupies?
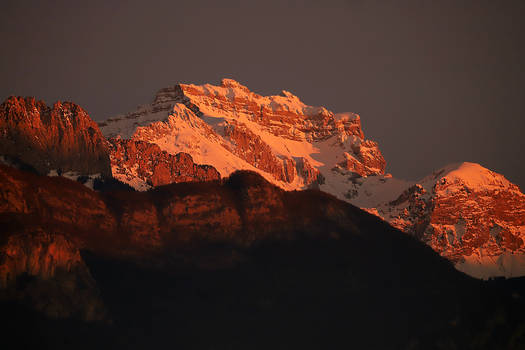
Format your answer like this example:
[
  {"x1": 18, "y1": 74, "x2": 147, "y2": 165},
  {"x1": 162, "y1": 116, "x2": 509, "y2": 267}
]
[
  {"x1": 99, "y1": 79, "x2": 524, "y2": 279},
  {"x1": 358, "y1": 162, "x2": 525, "y2": 279},
  {"x1": 99, "y1": 78, "x2": 385, "y2": 191}
]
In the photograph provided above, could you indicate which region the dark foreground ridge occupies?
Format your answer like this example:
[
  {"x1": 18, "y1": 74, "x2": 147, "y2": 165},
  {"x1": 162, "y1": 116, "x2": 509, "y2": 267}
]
[{"x1": 1, "y1": 165, "x2": 524, "y2": 349}]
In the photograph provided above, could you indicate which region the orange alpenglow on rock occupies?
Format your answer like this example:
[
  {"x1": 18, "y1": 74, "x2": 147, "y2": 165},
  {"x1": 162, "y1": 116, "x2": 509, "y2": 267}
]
[
  {"x1": 97, "y1": 80, "x2": 525, "y2": 279},
  {"x1": 0, "y1": 96, "x2": 111, "y2": 177},
  {"x1": 99, "y1": 78, "x2": 386, "y2": 191},
  {"x1": 351, "y1": 162, "x2": 525, "y2": 279},
  {"x1": 2, "y1": 80, "x2": 522, "y2": 280}
]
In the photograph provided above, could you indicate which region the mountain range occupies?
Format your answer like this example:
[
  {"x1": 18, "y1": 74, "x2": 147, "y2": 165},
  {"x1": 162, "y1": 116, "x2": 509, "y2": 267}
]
[
  {"x1": 94, "y1": 78, "x2": 524, "y2": 279},
  {"x1": 1, "y1": 80, "x2": 524, "y2": 348}
]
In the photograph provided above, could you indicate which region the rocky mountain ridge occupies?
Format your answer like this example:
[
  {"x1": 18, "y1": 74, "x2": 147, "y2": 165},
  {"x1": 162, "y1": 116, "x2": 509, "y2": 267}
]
[
  {"x1": 0, "y1": 96, "x2": 111, "y2": 177},
  {"x1": 99, "y1": 78, "x2": 385, "y2": 190}
]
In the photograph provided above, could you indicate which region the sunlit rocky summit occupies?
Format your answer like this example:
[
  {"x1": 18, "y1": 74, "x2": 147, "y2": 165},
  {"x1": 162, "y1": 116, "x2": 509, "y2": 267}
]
[
  {"x1": 351, "y1": 162, "x2": 525, "y2": 279},
  {"x1": 99, "y1": 78, "x2": 385, "y2": 190}
]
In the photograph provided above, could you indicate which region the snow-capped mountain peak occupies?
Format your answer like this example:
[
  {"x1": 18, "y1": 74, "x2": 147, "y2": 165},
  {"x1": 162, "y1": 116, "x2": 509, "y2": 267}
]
[
  {"x1": 352, "y1": 161, "x2": 525, "y2": 279},
  {"x1": 99, "y1": 79, "x2": 385, "y2": 192},
  {"x1": 421, "y1": 162, "x2": 520, "y2": 194}
]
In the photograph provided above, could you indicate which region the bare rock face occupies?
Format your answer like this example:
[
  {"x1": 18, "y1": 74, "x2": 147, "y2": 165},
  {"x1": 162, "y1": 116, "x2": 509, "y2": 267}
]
[
  {"x1": 177, "y1": 79, "x2": 364, "y2": 142},
  {"x1": 296, "y1": 157, "x2": 325, "y2": 188},
  {"x1": 99, "y1": 79, "x2": 385, "y2": 191},
  {"x1": 174, "y1": 80, "x2": 386, "y2": 177},
  {"x1": 0, "y1": 96, "x2": 111, "y2": 177},
  {"x1": 335, "y1": 139, "x2": 386, "y2": 176},
  {"x1": 366, "y1": 163, "x2": 525, "y2": 279},
  {"x1": 0, "y1": 231, "x2": 106, "y2": 321},
  {"x1": 107, "y1": 138, "x2": 220, "y2": 190},
  {"x1": 282, "y1": 157, "x2": 296, "y2": 183},
  {"x1": 222, "y1": 122, "x2": 289, "y2": 182},
  {"x1": 0, "y1": 232, "x2": 82, "y2": 287}
]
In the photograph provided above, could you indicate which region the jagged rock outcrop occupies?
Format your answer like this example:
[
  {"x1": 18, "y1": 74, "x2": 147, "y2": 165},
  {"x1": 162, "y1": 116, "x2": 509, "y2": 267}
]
[
  {"x1": 107, "y1": 138, "x2": 220, "y2": 190},
  {"x1": 0, "y1": 231, "x2": 106, "y2": 321},
  {"x1": 335, "y1": 139, "x2": 386, "y2": 176},
  {"x1": 222, "y1": 122, "x2": 289, "y2": 182},
  {"x1": 296, "y1": 157, "x2": 325, "y2": 188},
  {"x1": 175, "y1": 79, "x2": 365, "y2": 142},
  {"x1": 0, "y1": 96, "x2": 111, "y2": 177},
  {"x1": 349, "y1": 162, "x2": 525, "y2": 279},
  {"x1": 99, "y1": 79, "x2": 385, "y2": 191}
]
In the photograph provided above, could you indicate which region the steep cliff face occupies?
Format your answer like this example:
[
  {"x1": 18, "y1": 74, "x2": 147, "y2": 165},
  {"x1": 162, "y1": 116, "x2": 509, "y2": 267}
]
[
  {"x1": 99, "y1": 79, "x2": 385, "y2": 191},
  {"x1": 0, "y1": 232, "x2": 82, "y2": 287},
  {"x1": 0, "y1": 165, "x2": 118, "y2": 254},
  {"x1": 107, "y1": 138, "x2": 220, "y2": 190},
  {"x1": 0, "y1": 96, "x2": 111, "y2": 177},
  {"x1": 349, "y1": 163, "x2": 525, "y2": 279},
  {"x1": 0, "y1": 231, "x2": 106, "y2": 321}
]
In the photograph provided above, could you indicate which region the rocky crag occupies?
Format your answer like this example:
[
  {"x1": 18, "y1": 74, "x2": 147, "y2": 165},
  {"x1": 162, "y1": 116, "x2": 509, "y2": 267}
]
[
  {"x1": 349, "y1": 162, "x2": 525, "y2": 279},
  {"x1": 0, "y1": 96, "x2": 111, "y2": 177}
]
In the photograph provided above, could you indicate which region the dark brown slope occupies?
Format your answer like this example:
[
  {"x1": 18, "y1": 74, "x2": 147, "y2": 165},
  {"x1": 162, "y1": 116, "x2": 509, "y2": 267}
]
[
  {"x1": 0, "y1": 96, "x2": 111, "y2": 176},
  {"x1": 1, "y1": 165, "x2": 524, "y2": 349}
]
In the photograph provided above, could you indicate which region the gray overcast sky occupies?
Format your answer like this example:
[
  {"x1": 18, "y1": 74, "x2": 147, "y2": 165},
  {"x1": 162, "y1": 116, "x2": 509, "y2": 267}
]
[{"x1": 1, "y1": 0, "x2": 524, "y2": 188}]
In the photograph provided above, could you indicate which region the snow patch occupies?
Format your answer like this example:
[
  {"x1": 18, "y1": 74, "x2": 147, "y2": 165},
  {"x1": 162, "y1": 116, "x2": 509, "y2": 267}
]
[
  {"x1": 47, "y1": 170, "x2": 101, "y2": 190},
  {"x1": 456, "y1": 252, "x2": 525, "y2": 280}
]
